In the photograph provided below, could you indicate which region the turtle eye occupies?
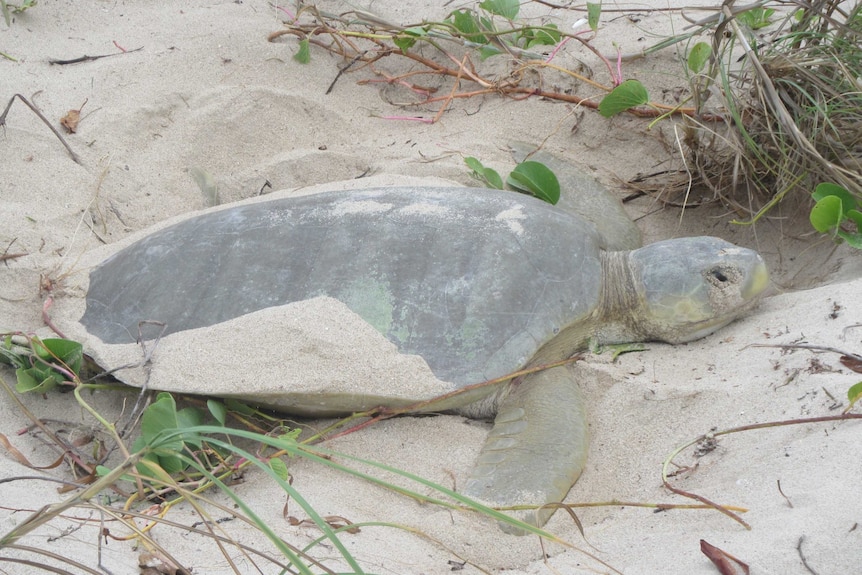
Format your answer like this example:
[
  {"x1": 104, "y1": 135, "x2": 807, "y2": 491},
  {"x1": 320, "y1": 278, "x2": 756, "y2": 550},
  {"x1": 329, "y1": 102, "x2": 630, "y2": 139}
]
[{"x1": 708, "y1": 267, "x2": 730, "y2": 284}]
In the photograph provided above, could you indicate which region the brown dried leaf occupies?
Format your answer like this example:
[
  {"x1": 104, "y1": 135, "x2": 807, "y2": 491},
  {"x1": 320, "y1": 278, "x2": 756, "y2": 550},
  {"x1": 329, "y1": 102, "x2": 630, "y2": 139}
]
[
  {"x1": 60, "y1": 109, "x2": 80, "y2": 132},
  {"x1": 0, "y1": 432, "x2": 66, "y2": 470},
  {"x1": 0, "y1": 432, "x2": 34, "y2": 467},
  {"x1": 840, "y1": 355, "x2": 862, "y2": 374},
  {"x1": 60, "y1": 98, "x2": 87, "y2": 133},
  {"x1": 323, "y1": 514, "x2": 361, "y2": 534},
  {"x1": 286, "y1": 515, "x2": 360, "y2": 534},
  {"x1": 700, "y1": 539, "x2": 750, "y2": 575},
  {"x1": 58, "y1": 472, "x2": 96, "y2": 493}
]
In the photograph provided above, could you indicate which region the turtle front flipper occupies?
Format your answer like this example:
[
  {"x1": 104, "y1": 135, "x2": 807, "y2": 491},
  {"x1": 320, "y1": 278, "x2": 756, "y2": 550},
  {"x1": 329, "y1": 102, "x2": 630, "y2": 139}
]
[{"x1": 462, "y1": 365, "x2": 589, "y2": 534}]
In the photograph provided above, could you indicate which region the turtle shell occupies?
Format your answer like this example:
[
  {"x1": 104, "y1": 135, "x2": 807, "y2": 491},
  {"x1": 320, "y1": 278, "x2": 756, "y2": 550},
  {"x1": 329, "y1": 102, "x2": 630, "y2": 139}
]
[{"x1": 81, "y1": 187, "x2": 603, "y2": 388}]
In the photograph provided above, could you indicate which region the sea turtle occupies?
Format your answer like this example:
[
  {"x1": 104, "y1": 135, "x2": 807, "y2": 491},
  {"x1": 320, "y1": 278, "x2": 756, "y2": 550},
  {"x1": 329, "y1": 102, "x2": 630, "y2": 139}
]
[{"x1": 67, "y1": 185, "x2": 768, "y2": 532}]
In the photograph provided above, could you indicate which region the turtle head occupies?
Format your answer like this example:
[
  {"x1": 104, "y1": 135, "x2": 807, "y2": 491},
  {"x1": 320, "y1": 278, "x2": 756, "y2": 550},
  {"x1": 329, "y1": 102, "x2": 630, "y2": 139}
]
[{"x1": 606, "y1": 237, "x2": 769, "y2": 344}]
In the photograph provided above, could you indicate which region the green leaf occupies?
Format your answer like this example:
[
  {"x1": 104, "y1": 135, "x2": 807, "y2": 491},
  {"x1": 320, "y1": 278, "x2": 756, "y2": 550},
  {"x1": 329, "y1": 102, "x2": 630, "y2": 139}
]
[
  {"x1": 0, "y1": 337, "x2": 29, "y2": 369},
  {"x1": 688, "y1": 42, "x2": 711, "y2": 73},
  {"x1": 464, "y1": 157, "x2": 484, "y2": 173},
  {"x1": 482, "y1": 167, "x2": 503, "y2": 189},
  {"x1": 506, "y1": 161, "x2": 560, "y2": 205},
  {"x1": 269, "y1": 457, "x2": 289, "y2": 481},
  {"x1": 809, "y1": 195, "x2": 843, "y2": 233},
  {"x1": 837, "y1": 230, "x2": 862, "y2": 250},
  {"x1": 154, "y1": 451, "x2": 187, "y2": 475},
  {"x1": 813, "y1": 182, "x2": 857, "y2": 212},
  {"x1": 403, "y1": 26, "x2": 428, "y2": 37},
  {"x1": 0, "y1": 348, "x2": 14, "y2": 367},
  {"x1": 394, "y1": 26, "x2": 426, "y2": 53},
  {"x1": 587, "y1": 2, "x2": 601, "y2": 31},
  {"x1": 465, "y1": 157, "x2": 504, "y2": 189},
  {"x1": 15, "y1": 367, "x2": 59, "y2": 394},
  {"x1": 176, "y1": 406, "x2": 205, "y2": 449},
  {"x1": 598, "y1": 79, "x2": 649, "y2": 117},
  {"x1": 279, "y1": 427, "x2": 302, "y2": 443},
  {"x1": 11, "y1": 337, "x2": 82, "y2": 393},
  {"x1": 848, "y1": 381, "x2": 862, "y2": 407},
  {"x1": 478, "y1": 45, "x2": 503, "y2": 59},
  {"x1": 522, "y1": 25, "x2": 561, "y2": 49},
  {"x1": 293, "y1": 38, "x2": 310, "y2": 64},
  {"x1": 33, "y1": 338, "x2": 83, "y2": 376},
  {"x1": 479, "y1": 0, "x2": 519, "y2": 19},
  {"x1": 141, "y1": 393, "x2": 185, "y2": 451},
  {"x1": 393, "y1": 35, "x2": 416, "y2": 52},
  {"x1": 137, "y1": 393, "x2": 207, "y2": 475},
  {"x1": 737, "y1": 7, "x2": 775, "y2": 30},
  {"x1": 225, "y1": 398, "x2": 259, "y2": 416},
  {"x1": 846, "y1": 209, "x2": 862, "y2": 231},
  {"x1": 95, "y1": 464, "x2": 137, "y2": 482},
  {"x1": 207, "y1": 399, "x2": 227, "y2": 425},
  {"x1": 448, "y1": 10, "x2": 487, "y2": 44}
]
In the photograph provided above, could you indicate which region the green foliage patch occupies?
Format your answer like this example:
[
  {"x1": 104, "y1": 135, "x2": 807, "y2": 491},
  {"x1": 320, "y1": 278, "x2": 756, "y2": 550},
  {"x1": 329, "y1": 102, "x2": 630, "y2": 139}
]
[
  {"x1": 465, "y1": 156, "x2": 560, "y2": 204},
  {"x1": 276, "y1": 0, "x2": 660, "y2": 121},
  {"x1": 810, "y1": 183, "x2": 862, "y2": 249},
  {"x1": 0, "y1": 335, "x2": 82, "y2": 393}
]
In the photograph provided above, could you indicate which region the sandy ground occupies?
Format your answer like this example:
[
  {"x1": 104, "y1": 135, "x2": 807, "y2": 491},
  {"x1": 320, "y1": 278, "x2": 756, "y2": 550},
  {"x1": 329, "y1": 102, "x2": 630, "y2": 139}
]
[{"x1": 1, "y1": 1, "x2": 861, "y2": 574}]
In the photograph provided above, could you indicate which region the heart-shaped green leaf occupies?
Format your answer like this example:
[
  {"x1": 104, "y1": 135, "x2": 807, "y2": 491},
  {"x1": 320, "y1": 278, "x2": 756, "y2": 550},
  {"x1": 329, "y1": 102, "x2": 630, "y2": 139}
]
[
  {"x1": 506, "y1": 161, "x2": 560, "y2": 204},
  {"x1": 207, "y1": 399, "x2": 228, "y2": 425},
  {"x1": 479, "y1": 0, "x2": 519, "y2": 19},
  {"x1": 33, "y1": 338, "x2": 83, "y2": 375},
  {"x1": 809, "y1": 194, "x2": 843, "y2": 233},
  {"x1": 688, "y1": 42, "x2": 711, "y2": 73},
  {"x1": 813, "y1": 182, "x2": 857, "y2": 211},
  {"x1": 465, "y1": 157, "x2": 504, "y2": 189},
  {"x1": 587, "y1": 2, "x2": 601, "y2": 31},
  {"x1": 448, "y1": 10, "x2": 487, "y2": 44},
  {"x1": 523, "y1": 24, "x2": 561, "y2": 48},
  {"x1": 293, "y1": 38, "x2": 311, "y2": 64},
  {"x1": 598, "y1": 79, "x2": 649, "y2": 117},
  {"x1": 394, "y1": 27, "x2": 426, "y2": 53},
  {"x1": 270, "y1": 457, "x2": 289, "y2": 481},
  {"x1": 15, "y1": 367, "x2": 59, "y2": 394}
]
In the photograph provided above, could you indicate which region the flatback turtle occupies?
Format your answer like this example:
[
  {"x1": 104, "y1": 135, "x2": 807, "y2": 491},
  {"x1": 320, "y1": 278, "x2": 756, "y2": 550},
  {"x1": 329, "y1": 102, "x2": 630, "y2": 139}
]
[{"x1": 72, "y1": 185, "x2": 768, "y2": 531}]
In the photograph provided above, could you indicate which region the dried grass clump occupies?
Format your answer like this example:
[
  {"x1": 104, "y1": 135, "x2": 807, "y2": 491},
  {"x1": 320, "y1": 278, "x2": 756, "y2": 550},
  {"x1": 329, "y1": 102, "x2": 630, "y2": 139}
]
[{"x1": 679, "y1": 1, "x2": 862, "y2": 221}]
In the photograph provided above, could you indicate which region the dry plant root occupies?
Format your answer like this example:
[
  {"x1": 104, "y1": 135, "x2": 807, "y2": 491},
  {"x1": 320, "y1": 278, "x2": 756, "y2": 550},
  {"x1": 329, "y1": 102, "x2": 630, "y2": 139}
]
[
  {"x1": 0, "y1": 93, "x2": 81, "y2": 164},
  {"x1": 268, "y1": 6, "x2": 707, "y2": 123}
]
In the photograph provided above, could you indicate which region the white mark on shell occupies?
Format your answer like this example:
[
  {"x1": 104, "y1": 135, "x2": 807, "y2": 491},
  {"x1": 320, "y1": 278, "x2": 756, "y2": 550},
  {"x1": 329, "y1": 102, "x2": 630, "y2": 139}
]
[
  {"x1": 495, "y1": 206, "x2": 527, "y2": 236},
  {"x1": 332, "y1": 200, "x2": 394, "y2": 216},
  {"x1": 399, "y1": 202, "x2": 451, "y2": 216}
]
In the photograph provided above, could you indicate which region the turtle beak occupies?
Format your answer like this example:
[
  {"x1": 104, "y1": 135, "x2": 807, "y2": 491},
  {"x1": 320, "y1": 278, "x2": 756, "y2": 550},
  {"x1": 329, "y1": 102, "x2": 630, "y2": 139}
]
[{"x1": 742, "y1": 257, "x2": 770, "y2": 301}]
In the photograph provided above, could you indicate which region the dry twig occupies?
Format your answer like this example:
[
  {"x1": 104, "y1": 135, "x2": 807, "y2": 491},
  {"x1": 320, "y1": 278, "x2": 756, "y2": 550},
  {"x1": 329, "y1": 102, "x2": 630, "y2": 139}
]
[{"x1": 0, "y1": 94, "x2": 81, "y2": 164}]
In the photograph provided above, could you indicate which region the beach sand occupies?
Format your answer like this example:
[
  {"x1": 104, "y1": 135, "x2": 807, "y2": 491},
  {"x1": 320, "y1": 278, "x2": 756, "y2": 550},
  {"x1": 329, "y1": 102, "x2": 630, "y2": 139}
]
[{"x1": 2, "y1": 2, "x2": 860, "y2": 573}]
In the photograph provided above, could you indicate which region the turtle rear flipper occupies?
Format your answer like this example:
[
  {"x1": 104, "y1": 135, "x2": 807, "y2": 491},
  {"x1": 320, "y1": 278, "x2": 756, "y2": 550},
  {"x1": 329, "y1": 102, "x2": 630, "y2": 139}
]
[{"x1": 463, "y1": 364, "x2": 590, "y2": 534}]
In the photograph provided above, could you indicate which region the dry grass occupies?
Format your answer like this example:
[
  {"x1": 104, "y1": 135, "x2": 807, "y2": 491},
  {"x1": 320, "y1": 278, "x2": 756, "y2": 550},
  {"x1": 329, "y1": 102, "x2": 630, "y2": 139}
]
[{"x1": 668, "y1": 0, "x2": 862, "y2": 221}]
